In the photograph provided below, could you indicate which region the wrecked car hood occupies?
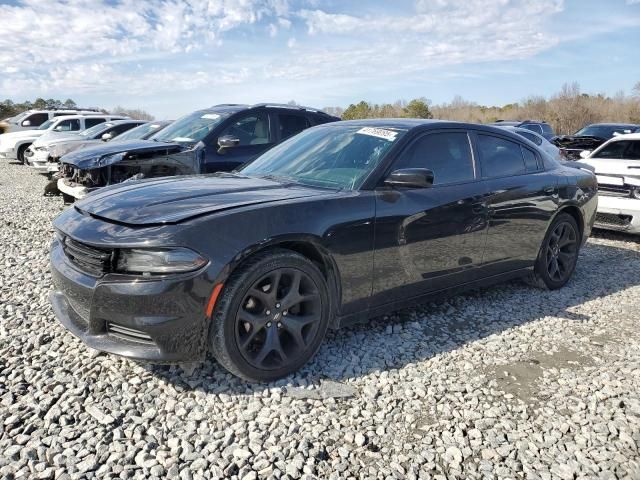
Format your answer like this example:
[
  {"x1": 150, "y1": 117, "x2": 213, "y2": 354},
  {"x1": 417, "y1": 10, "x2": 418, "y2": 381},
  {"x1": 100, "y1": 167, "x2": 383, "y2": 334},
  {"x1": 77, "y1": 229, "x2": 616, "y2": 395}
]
[
  {"x1": 74, "y1": 174, "x2": 332, "y2": 225},
  {"x1": 61, "y1": 140, "x2": 182, "y2": 169},
  {"x1": 552, "y1": 135, "x2": 606, "y2": 150}
]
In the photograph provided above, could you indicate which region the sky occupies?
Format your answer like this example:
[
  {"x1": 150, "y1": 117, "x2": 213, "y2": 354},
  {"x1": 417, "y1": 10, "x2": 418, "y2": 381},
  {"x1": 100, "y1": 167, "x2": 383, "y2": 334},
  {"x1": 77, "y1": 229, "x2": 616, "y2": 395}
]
[{"x1": 1, "y1": 0, "x2": 639, "y2": 118}]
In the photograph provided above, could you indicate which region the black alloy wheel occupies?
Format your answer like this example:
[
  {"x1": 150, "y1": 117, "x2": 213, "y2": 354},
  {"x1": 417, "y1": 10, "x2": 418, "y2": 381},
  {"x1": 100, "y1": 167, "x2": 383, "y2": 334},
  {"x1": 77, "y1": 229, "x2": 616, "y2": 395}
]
[
  {"x1": 236, "y1": 268, "x2": 322, "y2": 370},
  {"x1": 209, "y1": 249, "x2": 330, "y2": 382},
  {"x1": 545, "y1": 221, "x2": 578, "y2": 283},
  {"x1": 530, "y1": 213, "x2": 580, "y2": 290}
]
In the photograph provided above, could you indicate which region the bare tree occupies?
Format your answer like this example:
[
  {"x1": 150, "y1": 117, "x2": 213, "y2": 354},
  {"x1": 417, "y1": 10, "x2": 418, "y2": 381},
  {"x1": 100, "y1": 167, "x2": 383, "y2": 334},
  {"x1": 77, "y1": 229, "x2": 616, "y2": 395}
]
[{"x1": 112, "y1": 106, "x2": 155, "y2": 120}]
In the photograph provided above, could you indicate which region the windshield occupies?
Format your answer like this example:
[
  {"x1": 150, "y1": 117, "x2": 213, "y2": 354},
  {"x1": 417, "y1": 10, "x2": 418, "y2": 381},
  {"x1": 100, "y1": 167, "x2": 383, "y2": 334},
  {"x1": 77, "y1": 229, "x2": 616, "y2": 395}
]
[
  {"x1": 593, "y1": 140, "x2": 640, "y2": 160},
  {"x1": 152, "y1": 111, "x2": 227, "y2": 143},
  {"x1": 79, "y1": 123, "x2": 112, "y2": 138},
  {"x1": 116, "y1": 122, "x2": 163, "y2": 141},
  {"x1": 574, "y1": 125, "x2": 635, "y2": 139},
  {"x1": 10, "y1": 112, "x2": 29, "y2": 124},
  {"x1": 38, "y1": 119, "x2": 55, "y2": 130},
  {"x1": 240, "y1": 125, "x2": 405, "y2": 190}
]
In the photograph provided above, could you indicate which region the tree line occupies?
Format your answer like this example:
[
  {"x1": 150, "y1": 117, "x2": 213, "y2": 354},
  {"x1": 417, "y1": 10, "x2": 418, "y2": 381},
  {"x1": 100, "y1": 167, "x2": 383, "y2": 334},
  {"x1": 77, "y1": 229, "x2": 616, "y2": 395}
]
[
  {"x1": 0, "y1": 98, "x2": 155, "y2": 121},
  {"x1": 324, "y1": 82, "x2": 640, "y2": 135}
]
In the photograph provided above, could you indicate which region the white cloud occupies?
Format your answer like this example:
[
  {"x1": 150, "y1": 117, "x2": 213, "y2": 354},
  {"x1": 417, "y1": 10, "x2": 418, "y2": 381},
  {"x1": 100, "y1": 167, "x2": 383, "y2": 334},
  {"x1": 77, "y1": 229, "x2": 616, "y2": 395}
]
[
  {"x1": 0, "y1": 0, "x2": 290, "y2": 67},
  {"x1": 0, "y1": 0, "x2": 576, "y2": 107}
]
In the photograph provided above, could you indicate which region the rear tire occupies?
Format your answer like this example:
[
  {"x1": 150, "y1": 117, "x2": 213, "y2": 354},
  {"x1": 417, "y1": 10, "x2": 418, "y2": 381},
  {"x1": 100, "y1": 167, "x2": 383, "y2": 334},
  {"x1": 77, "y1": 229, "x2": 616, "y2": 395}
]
[
  {"x1": 209, "y1": 249, "x2": 330, "y2": 382},
  {"x1": 18, "y1": 145, "x2": 30, "y2": 165},
  {"x1": 529, "y1": 213, "x2": 580, "y2": 290}
]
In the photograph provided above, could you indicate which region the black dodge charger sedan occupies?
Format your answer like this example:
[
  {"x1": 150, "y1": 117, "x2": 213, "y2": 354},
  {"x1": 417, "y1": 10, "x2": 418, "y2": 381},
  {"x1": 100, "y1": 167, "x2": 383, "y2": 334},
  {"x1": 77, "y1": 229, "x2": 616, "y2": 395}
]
[{"x1": 50, "y1": 120, "x2": 597, "y2": 381}]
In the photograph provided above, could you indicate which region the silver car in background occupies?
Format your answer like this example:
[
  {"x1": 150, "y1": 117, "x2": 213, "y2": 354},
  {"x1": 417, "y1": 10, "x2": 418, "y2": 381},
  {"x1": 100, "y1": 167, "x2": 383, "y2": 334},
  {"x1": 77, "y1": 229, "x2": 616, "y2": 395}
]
[{"x1": 496, "y1": 125, "x2": 562, "y2": 161}]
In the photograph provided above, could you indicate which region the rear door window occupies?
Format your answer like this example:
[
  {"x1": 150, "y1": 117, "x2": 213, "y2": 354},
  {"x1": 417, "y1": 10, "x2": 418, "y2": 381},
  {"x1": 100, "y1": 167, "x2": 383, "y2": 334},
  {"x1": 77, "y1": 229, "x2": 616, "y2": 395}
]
[
  {"x1": 84, "y1": 118, "x2": 106, "y2": 128},
  {"x1": 476, "y1": 134, "x2": 527, "y2": 178},
  {"x1": 55, "y1": 119, "x2": 81, "y2": 131},
  {"x1": 278, "y1": 114, "x2": 311, "y2": 140},
  {"x1": 394, "y1": 132, "x2": 475, "y2": 185}
]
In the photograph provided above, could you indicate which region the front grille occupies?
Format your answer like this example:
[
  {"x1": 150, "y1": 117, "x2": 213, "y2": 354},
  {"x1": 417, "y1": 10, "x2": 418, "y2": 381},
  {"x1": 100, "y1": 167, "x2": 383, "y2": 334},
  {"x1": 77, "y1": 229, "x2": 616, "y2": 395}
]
[
  {"x1": 599, "y1": 185, "x2": 632, "y2": 198},
  {"x1": 63, "y1": 237, "x2": 113, "y2": 276},
  {"x1": 107, "y1": 323, "x2": 155, "y2": 345},
  {"x1": 595, "y1": 212, "x2": 632, "y2": 229}
]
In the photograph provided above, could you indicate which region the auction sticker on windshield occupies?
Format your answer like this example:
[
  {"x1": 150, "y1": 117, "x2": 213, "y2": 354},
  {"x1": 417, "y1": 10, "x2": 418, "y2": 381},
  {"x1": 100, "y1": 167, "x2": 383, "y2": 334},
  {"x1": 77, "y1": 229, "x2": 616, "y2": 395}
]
[
  {"x1": 202, "y1": 114, "x2": 220, "y2": 120},
  {"x1": 356, "y1": 127, "x2": 398, "y2": 141}
]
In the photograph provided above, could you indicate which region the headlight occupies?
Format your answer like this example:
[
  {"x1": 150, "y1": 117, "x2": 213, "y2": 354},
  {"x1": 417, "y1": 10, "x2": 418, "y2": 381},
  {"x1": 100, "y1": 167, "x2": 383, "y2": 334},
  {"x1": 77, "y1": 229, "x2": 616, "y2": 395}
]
[
  {"x1": 115, "y1": 247, "x2": 207, "y2": 274},
  {"x1": 36, "y1": 146, "x2": 48, "y2": 151}
]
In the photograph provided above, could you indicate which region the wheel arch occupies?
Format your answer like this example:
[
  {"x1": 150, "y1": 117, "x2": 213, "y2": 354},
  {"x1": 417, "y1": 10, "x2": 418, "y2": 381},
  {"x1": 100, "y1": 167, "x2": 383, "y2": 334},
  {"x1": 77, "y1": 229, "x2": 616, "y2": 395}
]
[
  {"x1": 218, "y1": 235, "x2": 342, "y2": 328},
  {"x1": 555, "y1": 204, "x2": 584, "y2": 241}
]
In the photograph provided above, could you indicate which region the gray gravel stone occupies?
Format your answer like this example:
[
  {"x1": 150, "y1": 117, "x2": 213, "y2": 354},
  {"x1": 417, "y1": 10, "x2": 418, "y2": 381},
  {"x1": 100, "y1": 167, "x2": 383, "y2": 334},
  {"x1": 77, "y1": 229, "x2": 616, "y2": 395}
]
[{"x1": 0, "y1": 162, "x2": 639, "y2": 479}]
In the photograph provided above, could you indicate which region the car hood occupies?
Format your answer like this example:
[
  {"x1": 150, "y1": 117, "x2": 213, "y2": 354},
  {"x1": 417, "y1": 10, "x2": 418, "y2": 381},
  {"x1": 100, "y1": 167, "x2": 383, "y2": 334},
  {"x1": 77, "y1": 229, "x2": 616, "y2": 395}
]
[
  {"x1": 580, "y1": 158, "x2": 640, "y2": 177},
  {"x1": 61, "y1": 139, "x2": 181, "y2": 169},
  {"x1": 0, "y1": 129, "x2": 45, "y2": 141},
  {"x1": 74, "y1": 174, "x2": 333, "y2": 225},
  {"x1": 50, "y1": 139, "x2": 102, "y2": 158},
  {"x1": 552, "y1": 135, "x2": 606, "y2": 150}
]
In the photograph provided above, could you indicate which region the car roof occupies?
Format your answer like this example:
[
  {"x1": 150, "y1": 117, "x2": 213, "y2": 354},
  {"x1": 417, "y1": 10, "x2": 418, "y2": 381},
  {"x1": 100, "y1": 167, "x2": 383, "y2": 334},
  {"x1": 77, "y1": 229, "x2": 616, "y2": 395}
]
[
  {"x1": 320, "y1": 118, "x2": 529, "y2": 135},
  {"x1": 490, "y1": 119, "x2": 548, "y2": 125},
  {"x1": 607, "y1": 133, "x2": 640, "y2": 141},
  {"x1": 587, "y1": 123, "x2": 639, "y2": 127},
  {"x1": 205, "y1": 103, "x2": 336, "y2": 117},
  {"x1": 102, "y1": 119, "x2": 146, "y2": 125},
  {"x1": 496, "y1": 125, "x2": 544, "y2": 136}
]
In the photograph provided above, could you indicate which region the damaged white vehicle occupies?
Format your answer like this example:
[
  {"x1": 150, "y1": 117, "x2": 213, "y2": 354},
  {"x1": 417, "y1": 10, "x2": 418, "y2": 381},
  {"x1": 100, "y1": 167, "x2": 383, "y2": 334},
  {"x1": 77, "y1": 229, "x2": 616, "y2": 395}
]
[
  {"x1": 27, "y1": 119, "x2": 147, "y2": 174},
  {"x1": 579, "y1": 133, "x2": 640, "y2": 234}
]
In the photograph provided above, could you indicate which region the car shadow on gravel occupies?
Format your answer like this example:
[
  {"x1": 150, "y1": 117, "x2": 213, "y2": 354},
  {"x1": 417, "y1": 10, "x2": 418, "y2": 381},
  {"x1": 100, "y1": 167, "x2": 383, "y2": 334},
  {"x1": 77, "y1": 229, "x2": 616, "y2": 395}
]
[{"x1": 145, "y1": 238, "x2": 640, "y2": 395}]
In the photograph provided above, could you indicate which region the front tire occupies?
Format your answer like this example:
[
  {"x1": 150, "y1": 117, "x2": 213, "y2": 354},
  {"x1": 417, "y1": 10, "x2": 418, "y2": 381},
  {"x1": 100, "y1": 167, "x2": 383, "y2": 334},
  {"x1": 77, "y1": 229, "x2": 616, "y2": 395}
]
[
  {"x1": 530, "y1": 213, "x2": 580, "y2": 290},
  {"x1": 209, "y1": 249, "x2": 330, "y2": 382}
]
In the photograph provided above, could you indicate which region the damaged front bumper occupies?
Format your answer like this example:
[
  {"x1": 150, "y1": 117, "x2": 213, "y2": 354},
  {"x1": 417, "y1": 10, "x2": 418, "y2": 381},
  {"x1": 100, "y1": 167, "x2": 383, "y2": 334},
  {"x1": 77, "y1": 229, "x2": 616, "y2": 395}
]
[
  {"x1": 29, "y1": 149, "x2": 54, "y2": 173},
  {"x1": 0, "y1": 146, "x2": 16, "y2": 160},
  {"x1": 58, "y1": 178, "x2": 90, "y2": 200},
  {"x1": 594, "y1": 194, "x2": 640, "y2": 234}
]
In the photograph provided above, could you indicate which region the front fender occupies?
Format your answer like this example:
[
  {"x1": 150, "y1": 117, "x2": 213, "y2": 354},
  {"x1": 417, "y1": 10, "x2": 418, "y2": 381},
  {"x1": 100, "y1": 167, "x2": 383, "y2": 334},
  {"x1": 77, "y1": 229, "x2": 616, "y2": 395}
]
[{"x1": 214, "y1": 234, "x2": 343, "y2": 326}]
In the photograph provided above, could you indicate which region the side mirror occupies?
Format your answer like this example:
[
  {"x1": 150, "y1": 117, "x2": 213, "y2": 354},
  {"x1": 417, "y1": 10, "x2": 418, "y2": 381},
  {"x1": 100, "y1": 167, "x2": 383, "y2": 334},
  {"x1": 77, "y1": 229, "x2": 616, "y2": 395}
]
[
  {"x1": 579, "y1": 150, "x2": 591, "y2": 159},
  {"x1": 21, "y1": 120, "x2": 31, "y2": 127},
  {"x1": 384, "y1": 168, "x2": 434, "y2": 189},
  {"x1": 218, "y1": 135, "x2": 240, "y2": 149},
  {"x1": 54, "y1": 125, "x2": 63, "y2": 131},
  {"x1": 101, "y1": 133, "x2": 113, "y2": 141}
]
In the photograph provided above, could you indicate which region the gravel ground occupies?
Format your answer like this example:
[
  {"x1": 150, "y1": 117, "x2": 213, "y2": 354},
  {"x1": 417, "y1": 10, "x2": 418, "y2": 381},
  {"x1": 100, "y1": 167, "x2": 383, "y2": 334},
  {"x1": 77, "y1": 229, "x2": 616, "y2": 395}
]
[{"x1": 1, "y1": 161, "x2": 639, "y2": 480}]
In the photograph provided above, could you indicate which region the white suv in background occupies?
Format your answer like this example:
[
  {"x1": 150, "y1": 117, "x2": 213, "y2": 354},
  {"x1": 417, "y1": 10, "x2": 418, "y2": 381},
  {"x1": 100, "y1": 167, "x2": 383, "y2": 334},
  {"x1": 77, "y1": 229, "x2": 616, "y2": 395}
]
[
  {"x1": 0, "y1": 109, "x2": 103, "y2": 134},
  {"x1": 0, "y1": 114, "x2": 126, "y2": 164},
  {"x1": 579, "y1": 133, "x2": 640, "y2": 234}
]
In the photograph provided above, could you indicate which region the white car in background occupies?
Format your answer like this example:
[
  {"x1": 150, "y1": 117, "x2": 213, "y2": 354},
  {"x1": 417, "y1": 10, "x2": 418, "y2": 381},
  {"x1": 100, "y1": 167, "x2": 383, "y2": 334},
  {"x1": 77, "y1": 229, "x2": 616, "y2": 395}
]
[
  {"x1": 0, "y1": 108, "x2": 103, "y2": 134},
  {"x1": 27, "y1": 119, "x2": 147, "y2": 174},
  {"x1": 0, "y1": 114, "x2": 126, "y2": 164},
  {"x1": 579, "y1": 133, "x2": 640, "y2": 234}
]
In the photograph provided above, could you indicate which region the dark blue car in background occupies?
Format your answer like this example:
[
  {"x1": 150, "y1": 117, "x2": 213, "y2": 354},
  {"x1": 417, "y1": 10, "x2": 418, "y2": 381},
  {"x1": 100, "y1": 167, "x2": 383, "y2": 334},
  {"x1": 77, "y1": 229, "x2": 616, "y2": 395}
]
[{"x1": 56, "y1": 103, "x2": 339, "y2": 201}]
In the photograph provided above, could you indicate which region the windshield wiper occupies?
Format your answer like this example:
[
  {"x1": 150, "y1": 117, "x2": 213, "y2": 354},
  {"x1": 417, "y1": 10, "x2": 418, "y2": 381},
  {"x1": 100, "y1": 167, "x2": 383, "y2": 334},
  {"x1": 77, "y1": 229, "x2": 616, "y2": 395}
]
[{"x1": 257, "y1": 174, "x2": 299, "y2": 184}]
